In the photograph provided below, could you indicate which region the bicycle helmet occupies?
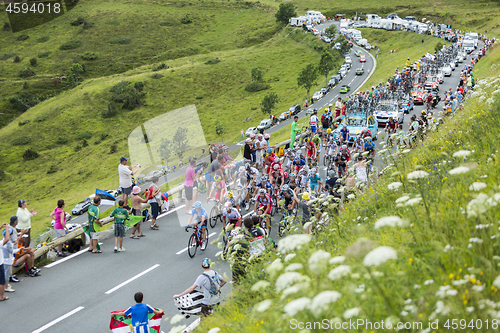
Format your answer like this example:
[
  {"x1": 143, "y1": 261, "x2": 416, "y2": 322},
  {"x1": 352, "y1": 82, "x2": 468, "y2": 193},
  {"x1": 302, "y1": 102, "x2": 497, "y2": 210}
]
[
  {"x1": 246, "y1": 138, "x2": 252, "y2": 143},
  {"x1": 273, "y1": 164, "x2": 280, "y2": 170},
  {"x1": 260, "y1": 176, "x2": 267, "y2": 182},
  {"x1": 264, "y1": 134, "x2": 270, "y2": 139},
  {"x1": 366, "y1": 137, "x2": 372, "y2": 141},
  {"x1": 327, "y1": 128, "x2": 332, "y2": 134},
  {"x1": 328, "y1": 170, "x2": 336, "y2": 178},
  {"x1": 194, "y1": 201, "x2": 202, "y2": 209},
  {"x1": 226, "y1": 190, "x2": 234, "y2": 198},
  {"x1": 201, "y1": 258, "x2": 210, "y2": 268},
  {"x1": 297, "y1": 150, "x2": 303, "y2": 156},
  {"x1": 266, "y1": 148, "x2": 273, "y2": 153},
  {"x1": 250, "y1": 133, "x2": 256, "y2": 139},
  {"x1": 342, "y1": 144, "x2": 347, "y2": 150},
  {"x1": 258, "y1": 188, "x2": 266, "y2": 194},
  {"x1": 224, "y1": 202, "x2": 232, "y2": 209},
  {"x1": 289, "y1": 173, "x2": 296, "y2": 177},
  {"x1": 239, "y1": 166, "x2": 245, "y2": 173},
  {"x1": 343, "y1": 124, "x2": 347, "y2": 128},
  {"x1": 286, "y1": 148, "x2": 292, "y2": 153},
  {"x1": 281, "y1": 184, "x2": 289, "y2": 192},
  {"x1": 311, "y1": 167, "x2": 317, "y2": 174},
  {"x1": 214, "y1": 175, "x2": 222, "y2": 182}
]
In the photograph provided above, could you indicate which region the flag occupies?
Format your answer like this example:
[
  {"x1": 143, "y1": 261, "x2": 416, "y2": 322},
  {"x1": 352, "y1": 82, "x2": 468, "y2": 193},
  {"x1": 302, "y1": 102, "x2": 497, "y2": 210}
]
[
  {"x1": 174, "y1": 290, "x2": 204, "y2": 319},
  {"x1": 96, "y1": 189, "x2": 117, "y2": 206},
  {"x1": 110, "y1": 310, "x2": 164, "y2": 333},
  {"x1": 82, "y1": 224, "x2": 100, "y2": 250},
  {"x1": 125, "y1": 216, "x2": 144, "y2": 229}
]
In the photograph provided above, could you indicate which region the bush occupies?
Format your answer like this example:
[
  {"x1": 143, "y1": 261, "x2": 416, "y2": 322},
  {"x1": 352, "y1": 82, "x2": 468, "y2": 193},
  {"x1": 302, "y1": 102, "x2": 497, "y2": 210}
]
[
  {"x1": 110, "y1": 81, "x2": 145, "y2": 110},
  {"x1": 81, "y1": 20, "x2": 94, "y2": 30},
  {"x1": 77, "y1": 131, "x2": 92, "y2": 140},
  {"x1": 18, "y1": 67, "x2": 35, "y2": 78},
  {"x1": 195, "y1": 95, "x2": 203, "y2": 99},
  {"x1": 47, "y1": 165, "x2": 58, "y2": 174},
  {"x1": 13, "y1": 55, "x2": 21, "y2": 63},
  {"x1": 245, "y1": 82, "x2": 270, "y2": 92},
  {"x1": 181, "y1": 15, "x2": 192, "y2": 24},
  {"x1": 38, "y1": 51, "x2": 51, "y2": 58},
  {"x1": 29, "y1": 58, "x2": 38, "y2": 66},
  {"x1": 82, "y1": 138, "x2": 88, "y2": 147},
  {"x1": 22, "y1": 148, "x2": 39, "y2": 160},
  {"x1": 56, "y1": 137, "x2": 68, "y2": 144},
  {"x1": 101, "y1": 133, "x2": 109, "y2": 141},
  {"x1": 16, "y1": 34, "x2": 29, "y2": 41},
  {"x1": 109, "y1": 144, "x2": 118, "y2": 154},
  {"x1": 102, "y1": 104, "x2": 117, "y2": 118},
  {"x1": 37, "y1": 36, "x2": 50, "y2": 43},
  {"x1": 18, "y1": 120, "x2": 30, "y2": 126},
  {"x1": 9, "y1": 92, "x2": 39, "y2": 111},
  {"x1": 0, "y1": 169, "x2": 5, "y2": 181},
  {"x1": 34, "y1": 114, "x2": 48, "y2": 122},
  {"x1": 3, "y1": 22, "x2": 11, "y2": 31},
  {"x1": 134, "y1": 81, "x2": 144, "y2": 91},
  {"x1": 70, "y1": 17, "x2": 85, "y2": 26},
  {"x1": 159, "y1": 21, "x2": 174, "y2": 26},
  {"x1": 81, "y1": 51, "x2": 98, "y2": 60},
  {"x1": 153, "y1": 63, "x2": 168, "y2": 71},
  {"x1": 74, "y1": 144, "x2": 82, "y2": 152},
  {"x1": 0, "y1": 53, "x2": 16, "y2": 60},
  {"x1": 23, "y1": 81, "x2": 28, "y2": 89},
  {"x1": 108, "y1": 37, "x2": 131, "y2": 44},
  {"x1": 12, "y1": 136, "x2": 31, "y2": 145},
  {"x1": 59, "y1": 40, "x2": 83, "y2": 50},
  {"x1": 205, "y1": 58, "x2": 221, "y2": 65},
  {"x1": 151, "y1": 73, "x2": 164, "y2": 79}
]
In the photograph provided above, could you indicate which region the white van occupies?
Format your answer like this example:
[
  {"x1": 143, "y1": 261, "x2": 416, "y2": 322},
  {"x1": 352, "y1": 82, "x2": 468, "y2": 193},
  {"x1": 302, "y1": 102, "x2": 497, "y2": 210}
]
[
  {"x1": 351, "y1": 29, "x2": 362, "y2": 41},
  {"x1": 463, "y1": 39, "x2": 475, "y2": 53}
]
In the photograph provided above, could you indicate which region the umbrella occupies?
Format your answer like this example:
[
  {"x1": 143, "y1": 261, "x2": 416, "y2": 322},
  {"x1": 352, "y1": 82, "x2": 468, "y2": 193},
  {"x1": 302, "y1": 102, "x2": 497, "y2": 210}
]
[{"x1": 156, "y1": 165, "x2": 165, "y2": 168}]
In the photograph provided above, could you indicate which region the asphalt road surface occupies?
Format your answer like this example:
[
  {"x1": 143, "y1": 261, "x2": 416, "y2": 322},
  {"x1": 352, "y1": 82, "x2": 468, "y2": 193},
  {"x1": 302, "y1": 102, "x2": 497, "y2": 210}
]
[{"x1": 5, "y1": 23, "x2": 477, "y2": 333}]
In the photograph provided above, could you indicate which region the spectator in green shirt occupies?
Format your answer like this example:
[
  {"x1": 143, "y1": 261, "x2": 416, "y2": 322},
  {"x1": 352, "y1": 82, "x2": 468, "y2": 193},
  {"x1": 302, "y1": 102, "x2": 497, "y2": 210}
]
[
  {"x1": 290, "y1": 116, "x2": 300, "y2": 149},
  {"x1": 88, "y1": 197, "x2": 103, "y2": 253},
  {"x1": 111, "y1": 200, "x2": 129, "y2": 253}
]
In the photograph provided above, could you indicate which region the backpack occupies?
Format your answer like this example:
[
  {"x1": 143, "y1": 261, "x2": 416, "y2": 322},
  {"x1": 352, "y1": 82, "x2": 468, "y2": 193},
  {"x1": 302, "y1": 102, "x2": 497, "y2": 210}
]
[
  {"x1": 202, "y1": 272, "x2": 221, "y2": 296},
  {"x1": 144, "y1": 185, "x2": 156, "y2": 200},
  {"x1": 321, "y1": 114, "x2": 326, "y2": 123}
]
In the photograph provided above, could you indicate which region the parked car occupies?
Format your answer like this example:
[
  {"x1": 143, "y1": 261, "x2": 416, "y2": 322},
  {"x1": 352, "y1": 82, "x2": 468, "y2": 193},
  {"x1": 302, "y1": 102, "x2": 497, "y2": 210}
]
[
  {"x1": 345, "y1": 56, "x2": 352, "y2": 64},
  {"x1": 356, "y1": 68, "x2": 364, "y2": 75},
  {"x1": 365, "y1": 43, "x2": 372, "y2": 50},
  {"x1": 245, "y1": 127, "x2": 258, "y2": 137},
  {"x1": 334, "y1": 42, "x2": 341, "y2": 50},
  {"x1": 321, "y1": 36, "x2": 331, "y2": 43},
  {"x1": 341, "y1": 62, "x2": 351, "y2": 70},
  {"x1": 279, "y1": 111, "x2": 291, "y2": 121},
  {"x1": 328, "y1": 77, "x2": 338, "y2": 86},
  {"x1": 144, "y1": 170, "x2": 163, "y2": 182},
  {"x1": 288, "y1": 104, "x2": 301, "y2": 115},
  {"x1": 72, "y1": 198, "x2": 92, "y2": 215},
  {"x1": 334, "y1": 74, "x2": 342, "y2": 82},
  {"x1": 336, "y1": 70, "x2": 343, "y2": 79},
  {"x1": 312, "y1": 91, "x2": 323, "y2": 101},
  {"x1": 339, "y1": 85, "x2": 350, "y2": 93},
  {"x1": 359, "y1": 55, "x2": 366, "y2": 62},
  {"x1": 257, "y1": 119, "x2": 273, "y2": 131},
  {"x1": 339, "y1": 68, "x2": 348, "y2": 77},
  {"x1": 320, "y1": 87, "x2": 330, "y2": 95}
]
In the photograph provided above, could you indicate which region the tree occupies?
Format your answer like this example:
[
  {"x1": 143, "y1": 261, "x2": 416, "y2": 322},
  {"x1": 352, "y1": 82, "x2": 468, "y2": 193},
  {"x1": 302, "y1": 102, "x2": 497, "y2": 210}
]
[
  {"x1": 157, "y1": 137, "x2": 173, "y2": 167},
  {"x1": 324, "y1": 24, "x2": 337, "y2": 39},
  {"x1": 215, "y1": 120, "x2": 226, "y2": 142},
  {"x1": 435, "y1": 41, "x2": 444, "y2": 52},
  {"x1": 318, "y1": 52, "x2": 335, "y2": 87},
  {"x1": 335, "y1": 35, "x2": 350, "y2": 55},
  {"x1": 251, "y1": 68, "x2": 263, "y2": 83},
  {"x1": 261, "y1": 92, "x2": 280, "y2": 114},
  {"x1": 275, "y1": 3, "x2": 296, "y2": 25},
  {"x1": 66, "y1": 63, "x2": 84, "y2": 87},
  {"x1": 172, "y1": 127, "x2": 189, "y2": 160},
  {"x1": 297, "y1": 63, "x2": 318, "y2": 99}
]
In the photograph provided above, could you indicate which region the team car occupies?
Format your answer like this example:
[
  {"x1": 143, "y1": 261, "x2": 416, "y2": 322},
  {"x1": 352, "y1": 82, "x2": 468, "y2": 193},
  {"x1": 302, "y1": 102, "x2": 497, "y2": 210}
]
[
  {"x1": 400, "y1": 97, "x2": 414, "y2": 114},
  {"x1": 359, "y1": 55, "x2": 366, "y2": 62},
  {"x1": 424, "y1": 74, "x2": 439, "y2": 91},
  {"x1": 374, "y1": 101, "x2": 404, "y2": 125},
  {"x1": 355, "y1": 68, "x2": 364, "y2": 75},
  {"x1": 339, "y1": 85, "x2": 350, "y2": 93},
  {"x1": 332, "y1": 114, "x2": 378, "y2": 143},
  {"x1": 410, "y1": 84, "x2": 425, "y2": 104}
]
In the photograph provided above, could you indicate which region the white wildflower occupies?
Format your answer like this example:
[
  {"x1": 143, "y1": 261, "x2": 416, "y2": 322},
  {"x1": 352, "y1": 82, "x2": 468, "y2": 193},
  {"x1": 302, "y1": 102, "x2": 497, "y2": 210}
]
[
  {"x1": 388, "y1": 182, "x2": 403, "y2": 190},
  {"x1": 469, "y1": 182, "x2": 487, "y2": 191},
  {"x1": 452, "y1": 150, "x2": 471, "y2": 158},
  {"x1": 285, "y1": 263, "x2": 303, "y2": 272},
  {"x1": 280, "y1": 283, "x2": 309, "y2": 300},
  {"x1": 414, "y1": 284, "x2": 421, "y2": 289},
  {"x1": 329, "y1": 256, "x2": 346, "y2": 265},
  {"x1": 284, "y1": 253, "x2": 296, "y2": 262},
  {"x1": 278, "y1": 234, "x2": 312, "y2": 254},
  {"x1": 363, "y1": 246, "x2": 398, "y2": 267},
  {"x1": 396, "y1": 195, "x2": 410, "y2": 204},
  {"x1": 328, "y1": 265, "x2": 351, "y2": 280},
  {"x1": 255, "y1": 299, "x2": 272, "y2": 313},
  {"x1": 308, "y1": 250, "x2": 332, "y2": 272},
  {"x1": 343, "y1": 307, "x2": 360, "y2": 319},
  {"x1": 207, "y1": 328, "x2": 221, "y2": 333},
  {"x1": 487, "y1": 98, "x2": 494, "y2": 105},
  {"x1": 309, "y1": 291, "x2": 342, "y2": 315},
  {"x1": 266, "y1": 259, "x2": 284, "y2": 278},
  {"x1": 466, "y1": 307, "x2": 475, "y2": 313},
  {"x1": 435, "y1": 301, "x2": 450, "y2": 315},
  {"x1": 251, "y1": 280, "x2": 271, "y2": 292},
  {"x1": 452, "y1": 279, "x2": 467, "y2": 286},
  {"x1": 407, "y1": 170, "x2": 429, "y2": 180},
  {"x1": 374, "y1": 216, "x2": 409, "y2": 229},
  {"x1": 435, "y1": 285, "x2": 451, "y2": 298},
  {"x1": 170, "y1": 314, "x2": 184, "y2": 325},
  {"x1": 493, "y1": 275, "x2": 500, "y2": 289},
  {"x1": 276, "y1": 272, "x2": 310, "y2": 292},
  {"x1": 354, "y1": 284, "x2": 365, "y2": 293},
  {"x1": 405, "y1": 197, "x2": 423, "y2": 206},
  {"x1": 467, "y1": 193, "x2": 490, "y2": 218},
  {"x1": 472, "y1": 285, "x2": 485, "y2": 292},
  {"x1": 449, "y1": 166, "x2": 470, "y2": 175},
  {"x1": 283, "y1": 297, "x2": 311, "y2": 317},
  {"x1": 446, "y1": 289, "x2": 458, "y2": 296},
  {"x1": 402, "y1": 149, "x2": 411, "y2": 154}
]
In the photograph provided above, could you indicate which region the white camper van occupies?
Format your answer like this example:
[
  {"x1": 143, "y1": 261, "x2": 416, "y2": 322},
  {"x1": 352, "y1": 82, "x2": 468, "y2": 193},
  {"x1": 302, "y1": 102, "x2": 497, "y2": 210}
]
[
  {"x1": 289, "y1": 16, "x2": 309, "y2": 27},
  {"x1": 463, "y1": 39, "x2": 475, "y2": 53}
]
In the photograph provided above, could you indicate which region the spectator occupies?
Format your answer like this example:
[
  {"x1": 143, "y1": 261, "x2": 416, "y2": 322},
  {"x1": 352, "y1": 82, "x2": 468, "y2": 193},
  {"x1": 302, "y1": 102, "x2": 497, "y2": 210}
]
[
  {"x1": 111, "y1": 292, "x2": 163, "y2": 333},
  {"x1": 173, "y1": 258, "x2": 227, "y2": 317},
  {"x1": 240, "y1": 129, "x2": 244, "y2": 138},
  {"x1": 205, "y1": 155, "x2": 225, "y2": 193},
  {"x1": 4, "y1": 216, "x2": 40, "y2": 277},
  {"x1": 130, "y1": 186, "x2": 147, "y2": 239},
  {"x1": 243, "y1": 138, "x2": 253, "y2": 163},
  {"x1": 2, "y1": 220, "x2": 14, "y2": 294},
  {"x1": 184, "y1": 160, "x2": 196, "y2": 214},
  {"x1": 111, "y1": 200, "x2": 129, "y2": 253},
  {"x1": 193, "y1": 161, "x2": 208, "y2": 198},
  {"x1": 16, "y1": 199, "x2": 37, "y2": 247},
  {"x1": 118, "y1": 157, "x2": 141, "y2": 205},
  {"x1": 88, "y1": 197, "x2": 103, "y2": 253},
  {"x1": 49, "y1": 199, "x2": 69, "y2": 257},
  {"x1": 0, "y1": 222, "x2": 7, "y2": 301},
  {"x1": 147, "y1": 177, "x2": 161, "y2": 230}
]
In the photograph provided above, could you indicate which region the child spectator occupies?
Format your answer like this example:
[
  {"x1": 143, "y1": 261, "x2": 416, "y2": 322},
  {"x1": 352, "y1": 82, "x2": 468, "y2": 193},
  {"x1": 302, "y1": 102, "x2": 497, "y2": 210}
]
[
  {"x1": 111, "y1": 200, "x2": 129, "y2": 253},
  {"x1": 111, "y1": 292, "x2": 163, "y2": 333}
]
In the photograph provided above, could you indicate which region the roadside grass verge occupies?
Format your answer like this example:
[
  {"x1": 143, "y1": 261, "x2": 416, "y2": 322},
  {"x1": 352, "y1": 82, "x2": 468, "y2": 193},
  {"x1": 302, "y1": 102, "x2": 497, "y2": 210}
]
[{"x1": 195, "y1": 44, "x2": 500, "y2": 333}]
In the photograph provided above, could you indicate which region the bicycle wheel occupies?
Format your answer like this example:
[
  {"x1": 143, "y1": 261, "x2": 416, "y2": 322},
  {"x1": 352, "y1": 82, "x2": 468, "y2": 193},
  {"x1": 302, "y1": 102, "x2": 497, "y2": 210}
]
[
  {"x1": 270, "y1": 198, "x2": 277, "y2": 216},
  {"x1": 187, "y1": 234, "x2": 197, "y2": 258},
  {"x1": 209, "y1": 206, "x2": 218, "y2": 228},
  {"x1": 278, "y1": 216, "x2": 286, "y2": 238}
]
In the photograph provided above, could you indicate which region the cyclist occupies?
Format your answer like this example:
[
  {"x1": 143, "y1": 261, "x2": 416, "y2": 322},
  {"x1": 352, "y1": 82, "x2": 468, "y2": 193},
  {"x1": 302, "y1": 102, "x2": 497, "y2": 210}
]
[
  {"x1": 339, "y1": 124, "x2": 350, "y2": 145},
  {"x1": 225, "y1": 190, "x2": 241, "y2": 212},
  {"x1": 222, "y1": 202, "x2": 242, "y2": 229},
  {"x1": 253, "y1": 188, "x2": 272, "y2": 232},
  {"x1": 385, "y1": 117, "x2": 397, "y2": 135},
  {"x1": 256, "y1": 175, "x2": 273, "y2": 197},
  {"x1": 312, "y1": 133, "x2": 321, "y2": 160},
  {"x1": 335, "y1": 145, "x2": 350, "y2": 177},
  {"x1": 305, "y1": 139, "x2": 317, "y2": 166},
  {"x1": 364, "y1": 137, "x2": 376, "y2": 160},
  {"x1": 298, "y1": 168, "x2": 309, "y2": 190},
  {"x1": 352, "y1": 135, "x2": 364, "y2": 153},
  {"x1": 269, "y1": 163, "x2": 286, "y2": 190},
  {"x1": 207, "y1": 174, "x2": 227, "y2": 202},
  {"x1": 292, "y1": 154, "x2": 306, "y2": 173},
  {"x1": 309, "y1": 167, "x2": 322, "y2": 192},
  {"x1": 280, "y1": 184, "x2": 298, "y2": 211},
  {"x1": 310, "y1": 109, "x2": 319, "y2": 134},
  {"x1": 359, "y1": 127, "x2": 372, "y2": 140},
  {"x1": 325, "y1": 137, "x2": 337, "y2": 165},
  {"x1": 288, "y1": 173, "x2": 299, "y2": 194},
  {"x1": 245, "y1": 163, "x2": 260, "y2": 187},
  {"x1": 186, "y1": 201, "x2": 208, "y2": 245}
]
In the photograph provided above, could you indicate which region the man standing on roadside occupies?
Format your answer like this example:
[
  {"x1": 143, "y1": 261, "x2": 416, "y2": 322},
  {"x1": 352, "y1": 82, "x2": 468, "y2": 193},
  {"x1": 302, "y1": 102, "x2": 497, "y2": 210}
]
[
  {"x1": 290, "y1": 116, "x2": 300, "y2": 149},
  {"x1": 16, "y1": 199, "x2": 37, "y2": 247},
  {"x1": 335, "y1": 98, "x2": 342, "y2": 120},
  {"x1": 118, "y1": 157, "x2": 141, "y2": 205},
  {"x1": 184, "y1": 160, "x2": 196, "y2": 214},
  {"x1": 0, "y1": 222, "x2": 8, "y2": 301},
  {"x1": 87, "y1": 197, "x2": 103, "y2": 253}
]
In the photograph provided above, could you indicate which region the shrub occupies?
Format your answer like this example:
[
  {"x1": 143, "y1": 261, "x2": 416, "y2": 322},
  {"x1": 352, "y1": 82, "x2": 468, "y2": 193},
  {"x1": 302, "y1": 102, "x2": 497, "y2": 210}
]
[
  {"x1": 134, "y1": 81, "x2": 144, "y2": 91},
  {"x1": 0, "y1": 169, "x2": 5, "y2": 181},
  {"x1": 23, "y1": 81, "x2": 28, "y2": 89},
  {"x1": 12, "y1": 136, "x2": 31, "y2": 145},
  {"x1": 94, "y1": 140, "x2": 101, "y2": 145},
  {"x1": 81, "y1": 51, "x2": 98, "y2": 60},
  {"x1": 0, "y1": 53, "x2": 16, "y2": 60},
  {"x1": 159, "y1": 21, "x2": 174, "y2": 26},
  {"x1": 18, "y1": 119, "x2": 30, "y2": 126},
  {"x1": 47, "y1": 165, "x2": 58, "y2": 174},
  {"x1": 56, "y1": 137, "x2": 68, "y2": 144},
  {"x1": 16, "y1": 34, "x2": 29, "y2": 41},
  {"x1": 151, "y1": 73, "x2": 164, "y2": 79},
  {"x1": 110, "y1": 81, "x2": 145, "y2": 110},
  {"x1": 82, "y1": 138, "x2": 88, "y2": 147},
  {"x1": 3, "y1": 22, "x2": 11, "y2": 31},
  {"x1": 77, "y1": 131, "x2": 92, "y2": 140},
  {"x1": 101, "y1": 133, "x2": 109, "y2": 141},
  {"x1": 153, "y1": 63, "x2": 168, "y2": 71},
  {"x1": 70, "y1": 17, "x2": 85, "y2": 26},
  {"x1": 37, "y1": 36, "x2": 50, "y2": 43},
  {"x1": 181, "y1": 15, "x2": 192, "y2": 24},
  {"x1": 34, "y1": 114, "x2": 48, "y2": 122},
  {"x1": 38, "y1": 51, "x2": 51, "y2": 58},
  {"x1": 74, "y1": 144, "x2": 82, "y2": 152},
  {"x1": 102, "y1": 104, "x2": 117, "y2": 118},
  {"x1": 81, "y1": 20, "x2": 94, "y2": 30},
  {"x1": 245, "y1": 82, "x2": 270, "y2": 92},
  {"x1": 59, "y1": 40, "x2": 83, "y2": 50},
  {"x1": 18, "y1": 67, "x2": 35, "y2": 77},
  {"x1": 13, "y1": 55, "x2": 21, "y2": 63},
  {"x1": 9, "y1": 91, "x2": 39, "y2": 111},
  {"x1": 195, "y1": 95, "x2": 203, "y2": 99},
  {"x1": 29, "y1": 58, "x2": 38, "y2": 66},
  {"x1": 109, "y1": 144, "x2": 118, "y2": 154},
  {"x1": 22, "y1": 148, "x2": 39, "y2": 160},
  {"x1": 108, "y1": 37, "x2": 131, "y2": 44},
  {"x1": 205, "y1": 58, "x2": 221, "y2": 65}
]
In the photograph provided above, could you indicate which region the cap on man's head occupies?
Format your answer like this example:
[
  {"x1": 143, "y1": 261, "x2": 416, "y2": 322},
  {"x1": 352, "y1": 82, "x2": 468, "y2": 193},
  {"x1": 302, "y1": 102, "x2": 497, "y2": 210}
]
[
  {"x1": 10, "y1": 216, "x2": 18, "y2": 226},
  {"x1": 120, "y1": 157, "x2": 129, "y2": 163},
  {"x1": 18, "y1": 199, "x2": 26, "y2": 208},
  {"x1": 201, "y1": 258, "x2": 210, "y2": 268}
]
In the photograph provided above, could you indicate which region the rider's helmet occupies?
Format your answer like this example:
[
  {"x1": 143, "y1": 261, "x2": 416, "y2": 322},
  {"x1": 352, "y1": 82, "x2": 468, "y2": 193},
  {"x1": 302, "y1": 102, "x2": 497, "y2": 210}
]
[
  {"x1": 201, "y1": 258, "x2": 210, "y2": 268},
  {"x1": 258, "y1": 188, "x2": 266, "y2": 194},
  {"x1": 226, "y1": 190, "x2": 234, "y2": 198},
  {"x1": 260, "y1": 176, "x2": 267, "y2": 183},
  {"x1": 311, "y1": 167, "x2": 317, "y2": 174},
  {"x1": 224, "y1": 202, "x2": 232, "y2": 209},
  {"x1": 286, "y1": 148, "x2": 292, "y2": 153},
  {"x1": 264, "y1": 134, "x2": 271, "y2": 139},
  {"x1": 273, "y1": 164, "x2": 280, "y2": 170},
  {"x1": 194, "y1": 201, "x2": 202, "y2": 209},
  {"x1": 214, "y1": 175, "x2": 222, "y2": 182},
  {"x1": 421, "y1": 110, "x2": 427, "y2": 115},
  {"x1": 239, "y1": 166, "x2": 245, "y2": 173},
  {"x1": 297, "y1": 150, "x2": 303, "y2": 156},
  {"x1": 281, "y1": 184, "x2": 289, "y2": 192},
  {"x1": 289, "y1": 173, "x2": 296, "y2": 177},
  {"x1": 366, "y1": 137, "x2": 372, "y2": 141},
  {"x1": 266, "y1": 148, "x2": 273, "y2": 153},
  {"x1": 328, "y1": 170, "x2": 336, "y2": 178},
  {"x1": 250, "y1": 133, "x2": 256, "y2": 139},
  {"x1": 245, "y1": 162, "x2": 251, "y2": 169},
  {"x1": 342, "y1": 144, "x2": 347, "y2": 150},
  {"x1": 327, "y1": 128, "x2": 332, "y2": 134}
]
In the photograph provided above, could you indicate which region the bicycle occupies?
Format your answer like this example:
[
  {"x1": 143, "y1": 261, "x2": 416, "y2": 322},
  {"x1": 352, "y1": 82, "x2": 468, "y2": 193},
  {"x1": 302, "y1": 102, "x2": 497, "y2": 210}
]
[
  {"x1": 256, "y1": 211, "x2": 272, "y2": 237},
  {"x1": 185, "y1": 225, "x2": 208, "y2": 258},
  {"x1": 278, "y1": 201, "x2": 297, "y2": 238},
  {"x1": 209, "y1": 199, "x2": 223, "y2": 228}
]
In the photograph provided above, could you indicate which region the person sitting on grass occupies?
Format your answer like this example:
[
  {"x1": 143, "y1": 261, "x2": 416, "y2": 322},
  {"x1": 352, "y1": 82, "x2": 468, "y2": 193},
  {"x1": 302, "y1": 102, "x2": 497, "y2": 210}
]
[
  {"x1": 111, "y1": 200, "x2": 129, "y2": 253},
  {"x1": 111, "y1": 292, "x2": 163, "y2": 333}
]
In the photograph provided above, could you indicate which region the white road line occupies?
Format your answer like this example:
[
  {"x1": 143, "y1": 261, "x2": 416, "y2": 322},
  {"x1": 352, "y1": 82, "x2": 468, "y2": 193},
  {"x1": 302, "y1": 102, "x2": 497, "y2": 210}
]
[
  {"x1": 176, "y1": 232, "x2": 217, "y2": 255},
  {"x1": 32, "y1": 306, "x2": 85, "y2": 333},
  {"x1": 105, "y1": 264, "x2": 160, "y2": 294},
  {"x1": 157, "y1": 204, "x2": 186, "y2": 220},
  {"x1": 45, "y1": 248, "x2": 88, "y2": 268}
]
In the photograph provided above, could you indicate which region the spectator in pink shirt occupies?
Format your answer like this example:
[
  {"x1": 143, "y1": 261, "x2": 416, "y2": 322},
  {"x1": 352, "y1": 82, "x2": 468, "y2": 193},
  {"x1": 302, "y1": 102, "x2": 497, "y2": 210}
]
[
  {"x1": 49, "y1": 199, "x2": 68, "y2": 257},
  {"x1": 184, "y1": 160, "x2": 196, "y2": 214}
]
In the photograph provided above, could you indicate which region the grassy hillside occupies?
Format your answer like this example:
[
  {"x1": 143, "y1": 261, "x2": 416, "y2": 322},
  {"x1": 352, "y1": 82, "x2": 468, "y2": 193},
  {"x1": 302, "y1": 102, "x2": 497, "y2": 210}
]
[{"x1": 196, "y1": 43, "x2": 500, "y2": 332}]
